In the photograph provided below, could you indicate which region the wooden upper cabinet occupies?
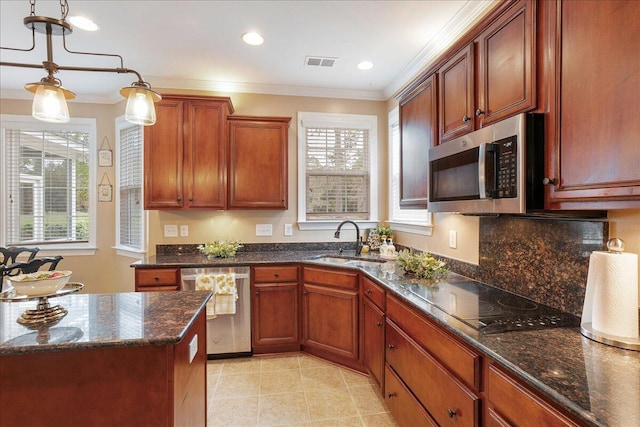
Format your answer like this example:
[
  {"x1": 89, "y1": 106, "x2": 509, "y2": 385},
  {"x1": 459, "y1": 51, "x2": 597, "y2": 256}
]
[
  {"x1": 228, "y1": 116, "x2": 291, "y2": 209},
  {"x1": 398, "y1": 74, "x2": 437, "y2": 209},
  {"x1": 144, "y1": 95, "x2": 233, "y2": 210},
  {"x1": 144, "y1": 98, "x2": 184, "y2": 209},
  {"x1": 475, "y1": 0, "x2": 536, "y2": 127},
  {"x1": 544, "y1": 0, "x2": 640, "y2": 209},
  {"x1": 438, "y1": 43, "x2": 474, "y2": 143}
]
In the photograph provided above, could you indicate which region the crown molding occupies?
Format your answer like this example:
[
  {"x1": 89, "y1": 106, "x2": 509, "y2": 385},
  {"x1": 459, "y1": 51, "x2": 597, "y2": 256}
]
[{"x1": 382, "y1": 0, "x2": 499, "y2": 100}]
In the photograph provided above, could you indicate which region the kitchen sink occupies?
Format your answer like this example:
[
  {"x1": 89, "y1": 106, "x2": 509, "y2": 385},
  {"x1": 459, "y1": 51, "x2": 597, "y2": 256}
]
[{"x1": 310, "y1": 256, "x2": 386, "y2": 269}]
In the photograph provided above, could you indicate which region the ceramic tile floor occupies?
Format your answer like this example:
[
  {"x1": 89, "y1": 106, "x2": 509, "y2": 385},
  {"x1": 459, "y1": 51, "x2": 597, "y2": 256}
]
[{"x1": 206, "y1": 352, "x2": 398, "y2": 427}]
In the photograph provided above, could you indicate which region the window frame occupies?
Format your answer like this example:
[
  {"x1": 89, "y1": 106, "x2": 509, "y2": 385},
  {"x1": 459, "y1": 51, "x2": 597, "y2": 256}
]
[
  {"x1": 297, "y1": 111, "x2": 379, "y2": 231},
  {"x1": 114, "y1": 116, "x2": 147, "y2": 258},
  {"x1": 387, "y1": 106, "x2": 433, "y2": 236},
  {"x1": 0, "y1": 114, "x2": 97, "y2": 255}
]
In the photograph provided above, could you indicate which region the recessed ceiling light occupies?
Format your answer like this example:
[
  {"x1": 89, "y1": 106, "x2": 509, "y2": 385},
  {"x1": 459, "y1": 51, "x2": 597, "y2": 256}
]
[
  {"x1": 358, "y1": 61, "x2": 374, "y2": 70},
  {"x1": 68, "y1": 16, "x2": 99, "y2": 31},
  {"x1": 242, "y1": 32, "x2": 264, "y2": 46}
]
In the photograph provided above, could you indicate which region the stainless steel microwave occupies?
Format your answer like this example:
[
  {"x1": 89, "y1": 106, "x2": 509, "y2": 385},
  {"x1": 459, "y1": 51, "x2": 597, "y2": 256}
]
[{"x1": 428, "y1": 113, "x2": 545, "y2": 214}]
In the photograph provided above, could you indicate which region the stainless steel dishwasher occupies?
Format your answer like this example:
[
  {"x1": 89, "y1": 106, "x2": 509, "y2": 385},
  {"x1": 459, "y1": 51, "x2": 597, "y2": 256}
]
[{"x1": 180, "y1": 266, "x2": 251, "y2": 358}]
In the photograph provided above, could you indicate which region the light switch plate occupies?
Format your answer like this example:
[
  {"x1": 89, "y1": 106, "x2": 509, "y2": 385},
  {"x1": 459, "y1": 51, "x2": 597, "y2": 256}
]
[
  {"x1": 164, "y1": 224, "x2": 178, "y2": 238},
  {"x1": 284, "y1": 224, "x2": 293, "y2": 236},
  {"x1": 449, "y1": 230, "x2": 457, "y2": 249},
  {"x1": 256, "y1": 224, "x2": 273, "y2": 236},
  {"x1": 180, "y1": 225, "x2": 189, "y2": 237}
]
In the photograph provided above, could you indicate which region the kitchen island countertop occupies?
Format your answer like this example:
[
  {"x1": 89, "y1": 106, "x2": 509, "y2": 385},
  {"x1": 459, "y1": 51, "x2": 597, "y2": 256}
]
[
  {"x1": 133, "y1": 250, "x2": 640, "y2": 427},
  {"x1": 0, "y1": 290, "x2": 211, "y2": 355}
]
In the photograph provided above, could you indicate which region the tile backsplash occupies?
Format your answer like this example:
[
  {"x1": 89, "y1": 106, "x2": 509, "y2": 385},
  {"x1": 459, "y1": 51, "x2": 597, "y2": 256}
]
[{"x1": 440, "y1": 216, "x2": 609, "y2": 316}]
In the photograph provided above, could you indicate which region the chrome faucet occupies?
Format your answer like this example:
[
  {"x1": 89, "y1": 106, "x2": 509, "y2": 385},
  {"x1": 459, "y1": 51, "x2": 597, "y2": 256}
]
[{"x1": 334, "y1": 220, "x2": 362, "y2": 256}]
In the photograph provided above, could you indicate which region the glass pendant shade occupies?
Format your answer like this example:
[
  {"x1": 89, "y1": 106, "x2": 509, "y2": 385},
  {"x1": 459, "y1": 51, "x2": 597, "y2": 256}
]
[
  {"x1": 31, "y1": 84, "x2": 71, "y2": 123},
  {"x1": 121, "y1": 85, "x2": 161, "y2": 126}
]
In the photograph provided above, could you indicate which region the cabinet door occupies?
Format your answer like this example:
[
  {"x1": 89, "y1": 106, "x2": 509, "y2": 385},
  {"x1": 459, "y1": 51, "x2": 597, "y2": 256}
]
[
  {"x1": 385, "y1": 365, "x2": 438, "y2": 427},
  {"x1": 228, "y1": 116, "x2": 290, "y2": 209},
  {"x1": 184, "y1": 99, "x2": 228, "y2": 209},
  {"x1": 251, "y1": 282, "x2": 299, "y2": 352},
  {"x1": 398, "y1": 74, "x2": 437, "y2": 208},
  {"x1": 438, "y1": 44, "x2": 474, "y2": 142},
  {"x1": 362, "y1": 297, "x2": 385, "y2": 391},
  {"x1": 545, "y1": 0, "x2": 640, "y2": 208},
  {"x1": 302, "y1": 283, "x2": 359, "y2": 361},
  {"x1": 144, "y1": 99, "x2": 184, "y2": 209},
  {"x1": 475, "y1": 0, "x2": 535, "y2": 126}
]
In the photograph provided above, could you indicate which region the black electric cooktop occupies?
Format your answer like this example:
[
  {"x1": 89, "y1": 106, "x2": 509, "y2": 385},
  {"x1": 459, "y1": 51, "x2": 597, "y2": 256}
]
[{"x1": 404, "y1": 275, "x2": 580, "y2": 334}]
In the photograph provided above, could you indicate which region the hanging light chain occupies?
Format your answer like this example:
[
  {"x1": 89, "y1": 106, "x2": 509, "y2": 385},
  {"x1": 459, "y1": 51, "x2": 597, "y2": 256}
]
[
  {"x1": 28, "y1": 0, "x2": 69, "y2": 20},
  {"x1": 60, "y1": 0, "x2": 69, "y2": 20}
]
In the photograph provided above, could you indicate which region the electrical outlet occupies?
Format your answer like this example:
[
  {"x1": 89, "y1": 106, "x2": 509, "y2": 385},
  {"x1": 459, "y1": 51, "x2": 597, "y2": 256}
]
[
  {"x1": 256, "y1": 224, "x2": 273, "y2": 236},
  {"x1": 164, "y1": 224, "x2": 178, "y2": 238},
  {"x1": 180, "y1": 225, "x2": 189, "y2": 237},
  {"x1": 449, "y1": 230, "x2": 457, "y2": 249},
  {"x1": 284, "y1": 224, "x2": 293, "y2": 236}
]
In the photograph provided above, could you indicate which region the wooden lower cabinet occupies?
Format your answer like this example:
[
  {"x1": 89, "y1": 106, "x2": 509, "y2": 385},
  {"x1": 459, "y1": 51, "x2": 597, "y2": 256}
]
[
  {"x1": 251, "y1": 265, "x2": 300, "y2": 353},
  {"x1": 362, "y1": 296, "x2": 385, "y2": 391},
  {"x1": 301, "y1": 266, "x2": 361, "y2": 370},
  {"x1": 0, "y1": 309, "x2": 207, "y2": 426},
  {"x1": 384, "y1": 364, "x2": 438, "y2": 427},
  {"x1": 386, "y1": 319, "x2": 480, "y2": 427},
  {"x1": 135, "y1": 267, "x2": 181, "y2": 292},
  {"x1": 486, "y1": 362, "x2": 582, "y2": 427}
]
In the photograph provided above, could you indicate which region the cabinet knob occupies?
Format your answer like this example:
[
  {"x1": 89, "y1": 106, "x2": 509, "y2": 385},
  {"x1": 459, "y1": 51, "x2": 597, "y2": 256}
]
[
  {"x1": 255, "y1": 291, "x2": 260, "y2": 295},
  {"x1": 154, "y1": 276, "x2": 159, "y2": 281},
  {"x1": 463, "y1": 115, "x2": 471, "y2": 123},
  {"x1": 176, "y1": 197, "x2": 182, "y2": 202},
  {"x1": 366, "y1": 288, "x2": 372, "y2": 294},
  {"x1": 376, "y1": 322, "x2": 382, "y2": 327},
  {"x1": 387, "y1": 344, "x2": 396, "y2": 351},
  {"x1": 447, "y1": 409, "x2": 457, "y2": 418},
  {"x1": 387, "y1": 392, "x2": 396, "y2": 399},
  {"x1": 542, "y1": 177, "x2": 558, "y2": 186},
  {"x1": 274, "y1": 273, "x2": 280, "y2": 278},
  {"x1": 475, "y1": 109, "x2": 484, "y2": 116},
  {"x1": 188, "y1": 198, "x2": 193, "y2": 201}
]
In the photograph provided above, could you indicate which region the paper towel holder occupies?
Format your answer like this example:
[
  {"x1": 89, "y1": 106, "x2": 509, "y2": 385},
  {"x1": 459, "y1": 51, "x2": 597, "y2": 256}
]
[{"x1": 581, "y1": 238, "x2": 640, "y2": 351}]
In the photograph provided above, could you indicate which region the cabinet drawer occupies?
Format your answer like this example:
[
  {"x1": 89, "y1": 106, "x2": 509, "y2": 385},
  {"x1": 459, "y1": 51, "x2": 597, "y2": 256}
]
[
  {"x1": 362, "y1": 276, "x2": 385, "y2": 310},
  {"x1": 253, "y1": 265, "x2": 298, "y2": 283},
  {"x1": 386, "y1": 294, "x2": 480, "y2": 390},
  {"x1": 303, "y1": 266, "x2": 358, "y2": 290},
  {"x1": 487, "y1": 363, "x2": 580, "y2": 427},
  {"x1": 384, "y1": 364, "x2": 437, "y2": 427},
  {"x1": 135, "y1": 268, "x2": 180, "y2": 287},
  {"x1": 386, "y1": 319, "x2": 479, "y2": 427}
]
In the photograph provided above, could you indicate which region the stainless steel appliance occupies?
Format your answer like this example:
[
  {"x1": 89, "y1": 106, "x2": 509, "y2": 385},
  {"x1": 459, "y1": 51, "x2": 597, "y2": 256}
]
[
  {"x1": 428, "y1": 113, "x2": 545, "y2": 214},
  {"x1": 180, "y1": 266, "x2": 251, "y2": 358},
  {"x1": 404, "y1": 274, "x2": 580, "y2": 334}
]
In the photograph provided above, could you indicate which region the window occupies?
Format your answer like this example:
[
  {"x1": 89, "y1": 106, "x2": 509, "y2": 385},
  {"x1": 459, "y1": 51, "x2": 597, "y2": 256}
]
[
  {"x1": 388, "y1": 107, "x2": 433, "y2": 235},
  {"x1": 0, "y1": 115, "x2": 96, "y2": 253},
  {"x1": 297, "y1": 112, "x2": 378, "y2": 230},
  {"x1": 115, "y1": 117, "x2": 146, "y2": 256}
]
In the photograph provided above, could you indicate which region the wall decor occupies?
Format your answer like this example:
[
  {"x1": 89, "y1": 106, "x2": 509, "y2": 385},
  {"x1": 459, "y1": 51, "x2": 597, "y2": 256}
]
[
  {"x1": 98, "y1": 136, "x2": 113, "y2": 167},
  {"x1": 98, "y1": 173, "x2": 112, "y2": 202}
]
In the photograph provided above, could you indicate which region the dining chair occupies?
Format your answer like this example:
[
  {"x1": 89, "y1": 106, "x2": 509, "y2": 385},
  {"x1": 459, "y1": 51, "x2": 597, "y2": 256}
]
[{"x1": 0, "y1": 246, "x2": 40, "y2": 267}]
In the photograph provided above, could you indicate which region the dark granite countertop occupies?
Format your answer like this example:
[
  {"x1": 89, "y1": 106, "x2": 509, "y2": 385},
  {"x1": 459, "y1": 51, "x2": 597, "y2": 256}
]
[
  {"x1": 0, "y1": 291, "x2": 211, "y2": 356},
  {"x1": 131, "y1": 249, "x2": 639, "y2": 427}
]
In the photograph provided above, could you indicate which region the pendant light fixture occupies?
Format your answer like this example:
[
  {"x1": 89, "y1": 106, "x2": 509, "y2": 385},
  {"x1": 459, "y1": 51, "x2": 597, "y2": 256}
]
[{"x1": 0, "y1": 0, "x2": 161, "y2": 125}]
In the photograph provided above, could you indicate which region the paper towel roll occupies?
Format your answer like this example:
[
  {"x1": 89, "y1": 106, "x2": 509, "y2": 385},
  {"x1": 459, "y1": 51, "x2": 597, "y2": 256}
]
[{"x1": 584, "y1": 251, "x2": 638, "y2": 338}]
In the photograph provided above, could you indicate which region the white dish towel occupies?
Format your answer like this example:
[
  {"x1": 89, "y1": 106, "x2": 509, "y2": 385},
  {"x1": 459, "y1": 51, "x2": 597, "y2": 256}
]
[
  {"x1": 214, "y1": 273, "x2": 237, "y2": 315},
  {"x1": 195, "y1": 273, "x2": 217, "y2": 319}
]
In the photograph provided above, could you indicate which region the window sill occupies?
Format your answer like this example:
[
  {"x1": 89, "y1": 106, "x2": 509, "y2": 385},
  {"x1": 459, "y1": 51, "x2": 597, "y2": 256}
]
[
  {"x1": 297, "y1": 220, "x2": 379, "y2": 231},
  {"x1": 387, "y1": 220, "x2": 434, "y2": 236},
  {"x1": 114, "y1": 247, "x2": 146, "y2": 259},
  {"x1": 35, "y1": 246, "x2": 97, "y2": 257}
]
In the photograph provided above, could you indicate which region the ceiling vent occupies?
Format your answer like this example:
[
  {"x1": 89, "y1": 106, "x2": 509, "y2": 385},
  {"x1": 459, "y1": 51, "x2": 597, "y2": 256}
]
[{"x1": 305, "y1": 56, "x2": 338, "y2": 67}]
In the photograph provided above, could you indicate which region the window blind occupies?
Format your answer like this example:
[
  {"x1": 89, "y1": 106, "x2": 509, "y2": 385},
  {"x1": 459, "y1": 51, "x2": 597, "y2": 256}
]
[
  {"x1": 305, "y1": 127, "x2": 370, "y2": 220},
  {"x1": 118, "y1": 124, "x2": 143, "y2": 250},
  {"x1": 4, "y1": 128, "x2": 90, "y2": 245}
]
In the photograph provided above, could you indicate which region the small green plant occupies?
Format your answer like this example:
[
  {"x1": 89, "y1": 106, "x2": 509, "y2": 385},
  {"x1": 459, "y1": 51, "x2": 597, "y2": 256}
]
[
  {"x1": 376, "y1": 223, "x2": 393, "y2": 241},
  {"x1": 396, "y1": 249, "x2": 448, "y2": 280},
  {"x1": 198, "y1": 240, "x2": 243, "y2": 258}
]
